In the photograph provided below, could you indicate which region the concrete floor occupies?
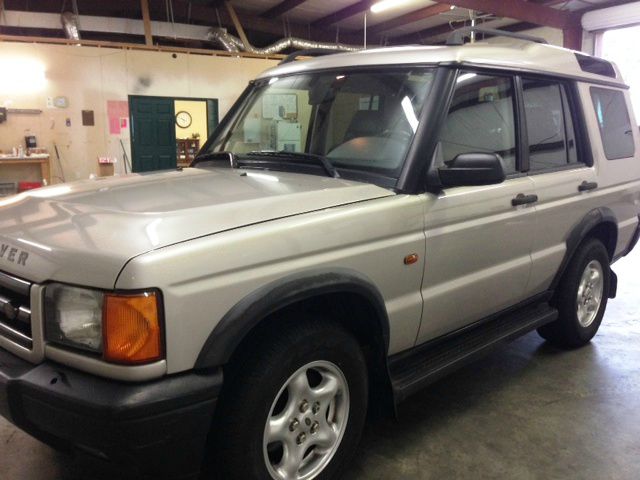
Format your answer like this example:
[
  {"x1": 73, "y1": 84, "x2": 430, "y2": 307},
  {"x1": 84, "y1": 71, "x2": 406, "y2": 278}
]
[{"x1": 2, "y1": 249, "x2": 639, "y2": 480}]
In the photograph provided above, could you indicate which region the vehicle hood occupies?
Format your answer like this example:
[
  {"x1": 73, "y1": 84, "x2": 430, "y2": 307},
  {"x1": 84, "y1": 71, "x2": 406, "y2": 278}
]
[{"x1": 0, "y1": 167, "x2": 394, "y2": 288}]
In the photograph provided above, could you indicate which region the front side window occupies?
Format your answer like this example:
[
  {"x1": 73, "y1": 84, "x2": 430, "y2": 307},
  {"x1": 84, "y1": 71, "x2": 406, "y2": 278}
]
[
  {"x1": 436, "y1": 72, "x2": 517, "y2": 174},
  {"x1": 590, "y1": 87, "x2": 635, "y2": 160},
  {"x1": 207, "y1": 69, "x2": 435, "y2": 182},
  {"x1": 522, "y1": 79, "x2": 579, "y2": 171}
]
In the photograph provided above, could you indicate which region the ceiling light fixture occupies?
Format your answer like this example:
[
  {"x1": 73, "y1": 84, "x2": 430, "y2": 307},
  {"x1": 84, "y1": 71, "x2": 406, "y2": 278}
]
[{"x1": 370, "y1": 0, "x2": 414, "y2": 14}]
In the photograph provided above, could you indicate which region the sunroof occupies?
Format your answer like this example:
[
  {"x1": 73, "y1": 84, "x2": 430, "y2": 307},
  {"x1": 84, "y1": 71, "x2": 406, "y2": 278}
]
[{"x1": 575, "y1": 53, "x2": 617, "y2": 78}]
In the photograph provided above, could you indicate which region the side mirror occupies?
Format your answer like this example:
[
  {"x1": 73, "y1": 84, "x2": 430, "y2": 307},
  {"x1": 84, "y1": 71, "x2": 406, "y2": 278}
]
[{"x1": 438, "y1": 153, "x2": 506, "y2": 187}]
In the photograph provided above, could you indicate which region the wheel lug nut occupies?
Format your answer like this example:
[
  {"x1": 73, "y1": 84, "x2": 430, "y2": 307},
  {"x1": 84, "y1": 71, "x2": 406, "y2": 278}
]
[
  {"x1": 296, "y1": 432, "x2": 307, "y2": 445},
  {"x1": 312, "y1": 402, "x2": 321, "y2": 414},
  {"x1": 299, "y1": 400, "x2": 309, "y2": 413},
  {"x1": 310, "y1": 421, "x2": 319, "y2": 435},
  {"x1": 289, "y1": 419, "x2": 299, "y2": 432}
]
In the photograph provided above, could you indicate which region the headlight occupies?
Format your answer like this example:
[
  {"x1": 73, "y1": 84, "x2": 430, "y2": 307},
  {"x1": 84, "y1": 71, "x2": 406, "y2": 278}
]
[
  {"x1": 45, "y1": 284, "x2": 163, "y2": 364},
  {"x1": 45, "y1": 284, "x2": 103, "y2": 353}
]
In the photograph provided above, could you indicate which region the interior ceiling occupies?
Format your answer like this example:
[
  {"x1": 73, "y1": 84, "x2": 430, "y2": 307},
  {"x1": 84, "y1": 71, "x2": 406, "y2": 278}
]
[{"x1": 0, "y1": 0, "x2": 635, "y2": 49}]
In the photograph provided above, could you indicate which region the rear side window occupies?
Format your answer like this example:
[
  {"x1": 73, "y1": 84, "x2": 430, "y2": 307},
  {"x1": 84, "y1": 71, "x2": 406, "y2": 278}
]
[
  {"x1": 590, "y1": 87, "x2": 635, "y2": 160},
  {"x1": 522, "y1": 78, "x2": 580, "y2": 171},
  {"x1": 438, "y1": 72, "x2": 517, "y2": 174}
]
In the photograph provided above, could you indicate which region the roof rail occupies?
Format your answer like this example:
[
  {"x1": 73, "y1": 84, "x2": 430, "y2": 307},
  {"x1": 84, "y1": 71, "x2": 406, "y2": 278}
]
[
  {"x1": 279, "y1": 48, "x2": 345, "y2": 65},
  {"x1": 446, "y1": 27, "x2": 549, "y2": 46}
]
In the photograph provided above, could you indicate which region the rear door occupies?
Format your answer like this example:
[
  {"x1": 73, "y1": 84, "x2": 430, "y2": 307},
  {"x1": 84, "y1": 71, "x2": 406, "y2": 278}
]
[
  {"x1": 130, "y1": 96, "x2": 176, "y2": 172},
  {"x1": 520, "y1": 78, "x2": 599, "y2": 295},
  {"x1": 417, "y1": 70, "x2": 537, "y2": 343}
]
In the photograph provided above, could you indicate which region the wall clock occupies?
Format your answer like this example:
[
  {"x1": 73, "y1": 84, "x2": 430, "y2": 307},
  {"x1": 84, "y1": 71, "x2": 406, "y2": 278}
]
[{"x1": 175, "y1": 110, "x2": 192, "y2": 128}]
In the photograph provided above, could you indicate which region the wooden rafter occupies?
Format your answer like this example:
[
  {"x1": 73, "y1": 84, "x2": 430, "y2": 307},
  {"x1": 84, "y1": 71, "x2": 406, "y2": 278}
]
[
  {"x1": 363, "y1": 3, "x2": 452, "y2": 36},
  {"x1": 261, "y1": 0, "x2": 308, "y2": 19},
  {"x1": 224, "y1": 0, "x2": 249, "y2": 48},
  {"x1": 140, "y1": 0, "x2": 153, "y2": 46},
  {"x1": 311, "y1": 0, "x2": 373, "y2": 28},
  {"x1": 431, "y1": 0, "x2": 574, "y2": 29}
]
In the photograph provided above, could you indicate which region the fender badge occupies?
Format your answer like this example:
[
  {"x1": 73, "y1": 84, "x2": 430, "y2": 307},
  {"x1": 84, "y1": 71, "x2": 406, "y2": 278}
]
[{"x1": 0, "y1": 243, "x2": 29, "y2": 266}]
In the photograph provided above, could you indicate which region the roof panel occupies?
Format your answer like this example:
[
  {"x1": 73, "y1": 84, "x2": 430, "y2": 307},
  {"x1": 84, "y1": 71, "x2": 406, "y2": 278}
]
[{"x1": 259, "y1": 42, "x2": 625, "y2": 87}]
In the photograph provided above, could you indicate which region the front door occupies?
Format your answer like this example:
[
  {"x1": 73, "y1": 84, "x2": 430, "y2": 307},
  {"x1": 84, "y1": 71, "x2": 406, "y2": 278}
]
[
  {"x1": 130, "y1": 96, "x2": 176, "y2": 172},
  {"x1": 417, "y1": 71, "x2": 537, "y2": 344}
]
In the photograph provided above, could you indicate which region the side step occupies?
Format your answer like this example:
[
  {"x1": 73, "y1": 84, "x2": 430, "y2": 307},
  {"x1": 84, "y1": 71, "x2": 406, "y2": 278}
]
[{"x1": 389, "y1": 303, "x2": 558, "y2": 403}]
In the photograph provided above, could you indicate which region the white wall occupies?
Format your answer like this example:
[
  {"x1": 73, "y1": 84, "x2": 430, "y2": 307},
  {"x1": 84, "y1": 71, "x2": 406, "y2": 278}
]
[{"x1": 0, "y1": 42, "x2": 278, "y2": 183}]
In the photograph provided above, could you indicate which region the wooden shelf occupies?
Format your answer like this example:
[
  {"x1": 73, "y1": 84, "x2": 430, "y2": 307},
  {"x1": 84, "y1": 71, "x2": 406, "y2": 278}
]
[{"x1": 177, "y1": 139, "x2": 200, "y2": 167}]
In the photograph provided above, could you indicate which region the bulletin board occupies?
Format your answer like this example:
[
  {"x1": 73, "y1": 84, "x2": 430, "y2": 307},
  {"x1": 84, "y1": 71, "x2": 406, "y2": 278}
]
[{"x1": 262, "y1": 94, "x2": 298, "y2": 119}]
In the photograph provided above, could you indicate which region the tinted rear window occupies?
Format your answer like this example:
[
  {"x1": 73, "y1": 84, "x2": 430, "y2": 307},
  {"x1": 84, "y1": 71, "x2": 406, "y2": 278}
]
[{"x1": 590, "y1": 87, "x2": 635, "y2": 160}]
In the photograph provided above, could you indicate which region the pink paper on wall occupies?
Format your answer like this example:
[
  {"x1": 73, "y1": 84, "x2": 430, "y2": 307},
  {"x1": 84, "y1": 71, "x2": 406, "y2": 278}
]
[
  {"x1": 109, "y1": 117, "x2": 121, "y2": 135},
  {"x1": 107, "y1": 100, "x2": 129, "y2": 135}
]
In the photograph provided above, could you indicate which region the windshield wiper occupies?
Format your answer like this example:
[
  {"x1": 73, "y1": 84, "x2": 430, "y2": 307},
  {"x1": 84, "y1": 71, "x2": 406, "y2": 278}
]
[{"x1": 246, "y1": 151, "x2": 340, "y2": 178}]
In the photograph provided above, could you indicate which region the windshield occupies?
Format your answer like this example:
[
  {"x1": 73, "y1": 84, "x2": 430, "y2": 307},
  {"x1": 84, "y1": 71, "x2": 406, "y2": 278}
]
[{"x1": 204, "y1": 68, "x2": 436, "y2": 184}]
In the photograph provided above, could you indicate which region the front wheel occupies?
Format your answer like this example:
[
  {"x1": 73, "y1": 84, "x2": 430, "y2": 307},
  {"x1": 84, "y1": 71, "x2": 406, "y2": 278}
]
[
  {"x1": 210, "y1": 319, "x2": 368, "y2": 480},
  {"x1": 538, "y1": 238, "x2": 610, "y2": 348}
]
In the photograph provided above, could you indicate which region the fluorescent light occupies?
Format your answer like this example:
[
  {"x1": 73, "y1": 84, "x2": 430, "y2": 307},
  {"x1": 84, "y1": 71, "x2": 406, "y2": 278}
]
[
  {"x1": 401, "y1": 96, "x2": 419, "y2": 133},
  {"x1": 0, "y1": 58, "x2": 47, "y2": 94},
  {"x1": 456, "y1": 73, "x2": 477, "y2": 83},
  {"x1": 371, "y1": 0, "x2": 414, "y2": 14}
]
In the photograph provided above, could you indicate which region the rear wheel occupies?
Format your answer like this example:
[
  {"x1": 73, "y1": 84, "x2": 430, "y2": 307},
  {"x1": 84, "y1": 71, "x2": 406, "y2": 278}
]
[
  {"x1": 210, "y1": 318, "x2": 368, "y2": 480},
  {"x1": 538, "y1": 238, "x2": 610, "y2": 348}
]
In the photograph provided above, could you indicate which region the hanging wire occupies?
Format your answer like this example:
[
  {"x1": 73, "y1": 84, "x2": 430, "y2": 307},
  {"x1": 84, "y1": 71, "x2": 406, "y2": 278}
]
[
  {"x1": 187, "y1": 1, "x2": 192, "y2": 24},
  {"x1": 215, "y1": 7, "x2": 222, "y2": 29}
]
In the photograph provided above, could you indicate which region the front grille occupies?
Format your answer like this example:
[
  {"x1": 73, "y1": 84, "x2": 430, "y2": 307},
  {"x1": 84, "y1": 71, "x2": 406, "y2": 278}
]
[{"x1": 0, "y1": 271, "x2": 32, "y2": 349}]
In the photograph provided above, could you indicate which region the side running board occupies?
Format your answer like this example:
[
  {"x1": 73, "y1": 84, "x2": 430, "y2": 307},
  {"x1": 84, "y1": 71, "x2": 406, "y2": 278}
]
[{"x1": 389, "y1": 303, "x2": 558, "y2": 403}]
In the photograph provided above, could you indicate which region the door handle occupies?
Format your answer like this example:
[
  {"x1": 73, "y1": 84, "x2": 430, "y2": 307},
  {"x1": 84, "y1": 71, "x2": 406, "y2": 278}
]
[
  {"x1": 511, "y1": 193, "x2": 538, "y2": 206},
  {"x1": 578, "y1": 181, "x2": 598, "y2": 192}
]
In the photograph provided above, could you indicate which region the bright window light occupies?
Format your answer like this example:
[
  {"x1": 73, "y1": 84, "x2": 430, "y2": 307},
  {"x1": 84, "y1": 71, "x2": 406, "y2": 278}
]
[
  {"x1": 0, "y1": 58, "x2": 47, "y2": 94},
  {"x1": 456, "y1": 73, "x2": 477, "y2": 83},
  {"x1": 601, "y1": 25, "x2": 640, "y2": 122},
  {"x1": 371, "y1": 0, "x2": 414, "y2": 14}
]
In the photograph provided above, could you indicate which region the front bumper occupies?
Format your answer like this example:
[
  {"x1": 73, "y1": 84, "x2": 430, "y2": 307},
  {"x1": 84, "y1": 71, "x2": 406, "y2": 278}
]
[{"x1": 0, "y1": 347, "x2": 222, "y2": 480}]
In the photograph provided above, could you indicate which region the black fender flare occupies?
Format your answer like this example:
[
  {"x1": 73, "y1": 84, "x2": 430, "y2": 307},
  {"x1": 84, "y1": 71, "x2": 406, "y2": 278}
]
[
  {"x1": 549, "y1": 207, "x2": 617, "y2": 292},
  {"x1": 195, "y1": 268, "x2": 391, "y2": 369}
]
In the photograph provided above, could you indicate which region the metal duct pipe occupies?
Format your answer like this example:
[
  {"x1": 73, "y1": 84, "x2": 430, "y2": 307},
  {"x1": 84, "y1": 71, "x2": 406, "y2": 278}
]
[
  {"x1": 207, "y1": 28, "x2": 360, "y2": 55},
  {"x1": 61, "y1": 11, "x2": 81, "y2": 40}
]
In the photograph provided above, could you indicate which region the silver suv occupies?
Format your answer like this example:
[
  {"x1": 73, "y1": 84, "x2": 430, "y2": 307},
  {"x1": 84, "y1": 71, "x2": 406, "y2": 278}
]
[{"x1": 1, "y1": 34, "x2": 639, "y2": 480}]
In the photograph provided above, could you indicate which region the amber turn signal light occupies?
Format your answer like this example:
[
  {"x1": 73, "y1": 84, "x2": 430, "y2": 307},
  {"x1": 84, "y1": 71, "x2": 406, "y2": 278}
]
[{"x1": 102, "y1": 291, "x2": 163, "y2": 364}]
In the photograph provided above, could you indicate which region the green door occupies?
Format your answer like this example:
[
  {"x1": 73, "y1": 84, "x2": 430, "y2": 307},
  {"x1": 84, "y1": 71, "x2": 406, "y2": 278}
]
[{"x1": 130, "y1": 96, "x2": 176, "y2": 172}]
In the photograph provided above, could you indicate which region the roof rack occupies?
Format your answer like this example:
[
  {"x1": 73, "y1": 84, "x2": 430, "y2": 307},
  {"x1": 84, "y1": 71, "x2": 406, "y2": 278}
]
[
  {"x1": 446, "y1": 26, "x2": 549, "y2": 46},
  {"x1": 279, "y1": 48, "x2": 345, "y2": 65}
]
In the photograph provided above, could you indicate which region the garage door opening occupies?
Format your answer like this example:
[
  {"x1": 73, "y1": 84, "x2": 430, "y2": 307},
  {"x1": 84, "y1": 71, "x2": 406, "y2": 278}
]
[{"x1": 599, "y1": 24, "x2": 640, "y2": 124}]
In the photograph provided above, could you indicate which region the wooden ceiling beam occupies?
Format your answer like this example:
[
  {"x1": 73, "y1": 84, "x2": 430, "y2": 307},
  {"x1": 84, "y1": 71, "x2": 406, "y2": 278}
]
[
  {"x1": 431, "y1": 0, "x2": 574, "y2": 29},
  {"x1": 362, "y1": 3, "x2": 452, "y2": 36},
  {"x1": 312, "y1": 0, "x2": 373, "y2": 28},
  {"x1": 140, "y1": 0, "x2": 153, "y2": 45},
  {"x1": 261, "y1": 0, "x2": 308, "y2": 19}
]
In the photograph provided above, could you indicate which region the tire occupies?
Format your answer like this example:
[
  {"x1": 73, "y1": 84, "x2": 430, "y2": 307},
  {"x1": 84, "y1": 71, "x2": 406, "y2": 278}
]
[
  {"x1": 208, "y1": 318, "x2": 368, "y2": 480},
  {"x1": 538, "y1": 238, "x2": 610, "y2": 348}
]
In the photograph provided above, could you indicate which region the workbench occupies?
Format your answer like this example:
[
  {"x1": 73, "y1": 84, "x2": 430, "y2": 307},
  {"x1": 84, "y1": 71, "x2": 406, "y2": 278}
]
[{"x1": 0, "y1": 154, "x2": 51, "y2": 186}]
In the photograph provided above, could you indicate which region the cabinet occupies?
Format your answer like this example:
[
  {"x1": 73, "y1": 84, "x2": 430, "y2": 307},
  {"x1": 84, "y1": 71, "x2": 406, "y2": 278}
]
[{"x1": 176, "y1": 139, "x2": 200, "y2": 167}]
